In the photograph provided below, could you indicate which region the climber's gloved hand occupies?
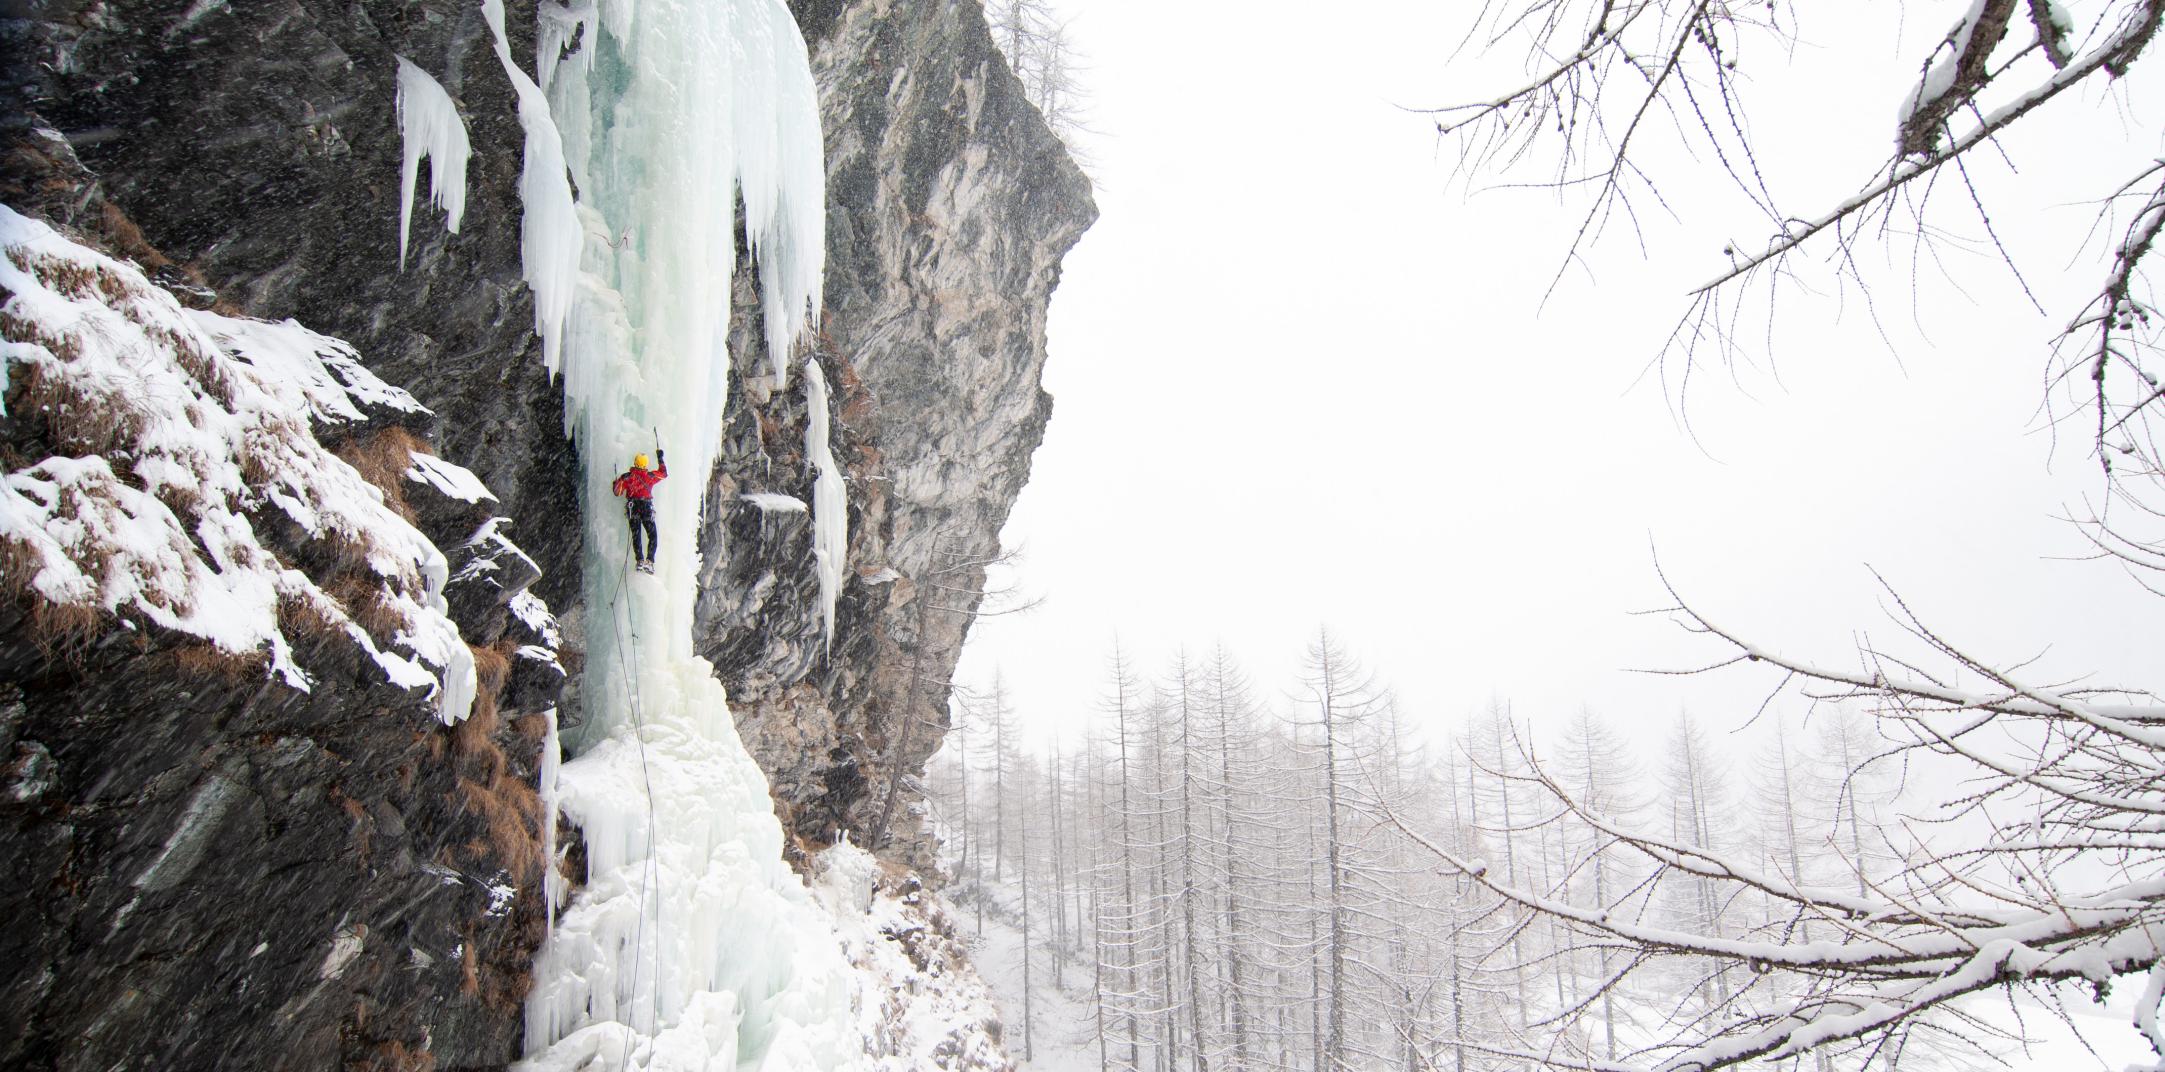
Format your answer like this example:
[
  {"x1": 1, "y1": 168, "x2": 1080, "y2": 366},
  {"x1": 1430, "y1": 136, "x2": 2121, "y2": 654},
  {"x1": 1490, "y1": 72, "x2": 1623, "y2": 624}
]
[{"x1": 658, "y1": 448, "x2": 667, "y2": 464}]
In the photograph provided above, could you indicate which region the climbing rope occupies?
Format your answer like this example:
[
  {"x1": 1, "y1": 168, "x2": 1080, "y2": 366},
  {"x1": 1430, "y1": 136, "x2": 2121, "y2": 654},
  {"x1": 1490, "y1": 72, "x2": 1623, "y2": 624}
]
[{"x1": 600, "y1": 545, "x2": 662, "y2": 1070}]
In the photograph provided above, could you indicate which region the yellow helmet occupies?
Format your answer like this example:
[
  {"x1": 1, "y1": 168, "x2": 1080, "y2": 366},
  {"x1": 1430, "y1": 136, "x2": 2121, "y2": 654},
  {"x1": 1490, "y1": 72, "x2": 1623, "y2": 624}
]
[{"x1": 634, "y1": 453, "x2": 651, "y2": 469}]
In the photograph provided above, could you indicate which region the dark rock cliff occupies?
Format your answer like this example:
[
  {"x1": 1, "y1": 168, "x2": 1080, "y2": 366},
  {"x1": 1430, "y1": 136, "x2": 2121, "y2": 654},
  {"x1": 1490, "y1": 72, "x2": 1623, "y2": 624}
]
[
  {"x1": 0, "y1": 0, "x2": 1091, "y2": 1066},
  {"x1": 0, "y1": 152, "x2": 568, "y2": 1068}
]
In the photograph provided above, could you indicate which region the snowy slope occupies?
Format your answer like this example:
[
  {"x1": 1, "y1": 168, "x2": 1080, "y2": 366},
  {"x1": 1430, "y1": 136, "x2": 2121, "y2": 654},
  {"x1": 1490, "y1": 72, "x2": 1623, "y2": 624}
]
[
  {"x1": 947, "y1": 879, "x2": 1097, "y2": 1072},
  {"x1": 0, "y1": 205, "x2": 476, "y2": 721},
  {"x1": 815, "y1": 842, "x2": 1018, "y2": 1072}
]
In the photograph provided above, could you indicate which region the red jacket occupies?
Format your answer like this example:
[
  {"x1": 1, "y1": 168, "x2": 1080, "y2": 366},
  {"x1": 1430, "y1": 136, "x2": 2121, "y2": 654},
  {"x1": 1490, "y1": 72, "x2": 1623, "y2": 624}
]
[{"x1": 612, "y1": 461, "x2": 667, "y2": 500}]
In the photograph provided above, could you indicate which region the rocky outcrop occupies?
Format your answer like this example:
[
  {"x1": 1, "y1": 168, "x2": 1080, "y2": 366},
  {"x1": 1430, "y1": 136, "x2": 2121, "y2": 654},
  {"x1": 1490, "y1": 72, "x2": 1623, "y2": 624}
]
[
  {"x1": 1, "y1": 0, "x2": 1089, "y2": 1065},
  {"x1": 2, "y1": 0, "x2": 583, "y2": 612},
  {"x1": 0, "y1": 192, "x2": 566, "y2": 1068},
  {"x1": 701, "y1": 0, "x2": 1096, "y2": 869}
]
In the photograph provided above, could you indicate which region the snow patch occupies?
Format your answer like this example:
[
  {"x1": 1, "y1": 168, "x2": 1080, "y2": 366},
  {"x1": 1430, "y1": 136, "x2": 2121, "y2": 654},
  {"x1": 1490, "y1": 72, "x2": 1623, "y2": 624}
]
[
  {"x1": 193, "y1": 311, "x2": 425, "y2": 426},
  {"x1": 1898, "y1": 0, "x2": 2001, "y2": 131},
  {"x1": 511, "y1": 590, "x2": 563, "y2": 648},
  {"x1": 408, "y1": 451, "x2": 497, "y2": 506},
  {"x1": 319, "y1": 926, "x2": 367, "y2": 981},
  {"x1": 743, "y1": 492, "x2": 810, "y2": 514}
]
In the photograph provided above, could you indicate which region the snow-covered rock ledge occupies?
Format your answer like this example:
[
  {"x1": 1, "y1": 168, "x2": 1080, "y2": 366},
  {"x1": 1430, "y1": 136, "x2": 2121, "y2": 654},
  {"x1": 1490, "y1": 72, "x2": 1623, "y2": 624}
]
[
  {"x1": 0, "y1": 203, "x2": 571, "y2": 1068},
  {"x1": 0, "y1": 204, "x2": 475, "y2": 719}
]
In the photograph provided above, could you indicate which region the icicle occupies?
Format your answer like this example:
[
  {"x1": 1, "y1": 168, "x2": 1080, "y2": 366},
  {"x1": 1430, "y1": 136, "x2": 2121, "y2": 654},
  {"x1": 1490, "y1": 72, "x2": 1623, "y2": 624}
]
[
  {"x1": 408, "y1": 538, "x2": 479, "y2": 725},
  {"x1": 536, "y1": 1, "x2": 599, "y2": 94},
  {"x1": 540, "y1": 702, "x2": 564, "y2": 933},
  {"x1": 392, "y1": 57, "x2": 472, "y2": 270},
  {"x1": 480, "y1": 0, "x2": 581, "y2": 375},
  {"x1": 806, "y1": 359, "x2": 847, "y2": 653},
  {"x1": 733, "y1": 0, "x2": 828, "y2": 388}
]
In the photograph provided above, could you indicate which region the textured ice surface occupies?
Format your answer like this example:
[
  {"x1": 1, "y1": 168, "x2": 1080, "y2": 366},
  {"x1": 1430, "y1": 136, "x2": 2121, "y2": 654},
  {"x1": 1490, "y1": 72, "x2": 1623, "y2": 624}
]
[{"x1": 513, "y1": 1, "x2": 854, "y2": 1069}]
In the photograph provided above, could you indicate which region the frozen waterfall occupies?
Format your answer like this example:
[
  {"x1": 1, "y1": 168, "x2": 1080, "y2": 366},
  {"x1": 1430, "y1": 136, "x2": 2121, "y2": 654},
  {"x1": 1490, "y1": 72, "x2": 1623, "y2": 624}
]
[{"x1": 506, "y1": 1, "x2": 854, "y2": 1069}]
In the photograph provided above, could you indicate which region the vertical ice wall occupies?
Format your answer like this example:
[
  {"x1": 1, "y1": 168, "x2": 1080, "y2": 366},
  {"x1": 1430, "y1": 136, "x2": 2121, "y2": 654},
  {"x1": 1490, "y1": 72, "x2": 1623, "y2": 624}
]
[{"x1": 508, "y1": 1, "x2": 854, "y2": 1069}]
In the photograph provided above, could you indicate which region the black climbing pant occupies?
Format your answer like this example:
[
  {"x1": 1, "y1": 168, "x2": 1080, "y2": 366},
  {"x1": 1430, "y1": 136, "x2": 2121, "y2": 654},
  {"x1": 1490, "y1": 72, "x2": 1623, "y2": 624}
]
[{"x1": 626, "y1": 498, "x2": 657, "y2": 563}]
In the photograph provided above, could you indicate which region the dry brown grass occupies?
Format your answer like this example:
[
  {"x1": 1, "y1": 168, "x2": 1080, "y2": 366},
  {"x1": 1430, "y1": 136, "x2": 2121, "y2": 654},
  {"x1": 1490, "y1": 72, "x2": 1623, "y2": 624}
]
[
  {"x1": 451, "y1": 641, "x2": 515, "y2": 770},
  {"x1": 455, "y1": 772, "x2": 543, "y2": 881},
  {"x1": 9, "y1": 250, "x2": 132, "y2": 304},
  {"x1": 447, "y1": 638, "x2": 546, "y2": 881},
  {"x1": 554, "y1": 643, "x2": 584, "y2": 677},
  {"x1": 316, "y1": 528, "x2": 394, "y2": 592},
  {"x1": 97, "y1": 202, "x2": 170, "y2": 271},
  {"x1": 151, "y1": 478, "x2": 205, "y2": 524},
  {"x1": 168, "y1": 641, "x2": 266, "y2": 682},
  {"x1": 336, "y1": 788, "x2": 373, "y2": 867},
  {"x1": 450, "y1": 699, "x2": 504, "y2": 779},
  {"x1": 276, "y1": 586, "x2": 348, "y2": 643},
  {"x1": 458, "y1": 934, "x2": 480, "y2": 999},
  {"x1": 235, "y1": 425, "x2": 284, "y2": 492},
  {"x1": 1, "y1": 536, "x2": 105, "y2": 664},
  {"x1": 875, "y1": 855, "x2": 915, "y2": 891},
  {"x1": 147, "y1": 322, "x2": 240, "y2": 410},
  {"x1": 349, "y1": 1039, "x2": 436, "y2": 1072},
  {"x1": 0, "y1": 333, "x2": 150, "y2": 458},
  {"x1": 0, "y1": 309, "x2": 77, "y2": 361},
  {"x1": 29, "y1": 598, "x2": 100, "y2": 663},
  {"x1": 324, "y1": 575, "x2": 407, "y2": 644},
  {"x1": 0, "y1": 536, "x2": 39, "y2": 593},
  {"x1": 18, "y1": 474, "x2": 196, "y2": 628},
  {"x1": 472, "y1": 641, "x2": 512, "y2": 698},
  {"x1": 335, "y1": 427, "x2": 429, "y2": 523}
]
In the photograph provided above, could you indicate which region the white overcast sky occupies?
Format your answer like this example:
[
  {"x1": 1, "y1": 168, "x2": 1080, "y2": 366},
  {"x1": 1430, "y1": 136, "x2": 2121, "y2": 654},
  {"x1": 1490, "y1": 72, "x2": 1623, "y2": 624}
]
[{"x1": 952, "y1": 0, "x2": 2165, "y2": 745}]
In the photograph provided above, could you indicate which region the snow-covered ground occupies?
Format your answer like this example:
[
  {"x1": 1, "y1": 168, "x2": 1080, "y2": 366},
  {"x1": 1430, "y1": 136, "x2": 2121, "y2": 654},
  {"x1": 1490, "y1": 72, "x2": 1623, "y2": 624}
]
[
  {"x1": 815, "y1": 842, "x2": 1018, "y2": 1072},
  {"x1": 945, "y1": 878, "x2": 1099, "y2": 1072}
]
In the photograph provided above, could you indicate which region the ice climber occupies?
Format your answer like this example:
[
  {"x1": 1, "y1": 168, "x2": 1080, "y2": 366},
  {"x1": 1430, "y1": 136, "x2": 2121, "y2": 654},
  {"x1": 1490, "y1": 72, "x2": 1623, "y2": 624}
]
[{"x1": 612, "y1": 449, "x2": 668, "y2": 574}]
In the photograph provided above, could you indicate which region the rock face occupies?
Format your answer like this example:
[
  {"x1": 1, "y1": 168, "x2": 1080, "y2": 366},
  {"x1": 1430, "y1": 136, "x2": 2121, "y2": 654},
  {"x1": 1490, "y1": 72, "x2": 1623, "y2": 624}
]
[
  {"x1": 0, "y1": 0, "x2": 1090, "y2": 1066},
  {"x1": 0, "y1": 182, "x2": 568, "y2": 1069},
  {"x1": 704, "y1": 0, "x2": 1095, "y2": 869}
]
